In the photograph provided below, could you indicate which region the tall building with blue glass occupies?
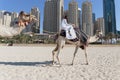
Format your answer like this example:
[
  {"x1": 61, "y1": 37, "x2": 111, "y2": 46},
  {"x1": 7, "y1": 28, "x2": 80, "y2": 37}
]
[{"x1": 103, "y1": 0, "x2": 116, "y2": 35}]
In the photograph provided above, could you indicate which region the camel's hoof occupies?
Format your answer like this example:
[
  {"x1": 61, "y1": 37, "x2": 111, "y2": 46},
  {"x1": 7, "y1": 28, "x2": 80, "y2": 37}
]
[
  {"x1": 52, "y1": 61, "x2": 56, "y2": 65},
  {"x1": 85, "y1": 63, "x2": 88, "y2": 65},
  {"x1": 52, "y1": 61, "x2": 61, "y2": 66},
  {"x1": 81, "y1": 63, "x2": 89, "y2": 65},
  {"x1": 71, "y1": 63, "x2": 73, "y2": 65},
  {"x1": 52, "y1": 63, "x2": 61, "y2": 67}
]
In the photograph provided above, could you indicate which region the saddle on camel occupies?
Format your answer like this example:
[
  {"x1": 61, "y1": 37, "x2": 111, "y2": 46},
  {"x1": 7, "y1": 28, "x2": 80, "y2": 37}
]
[{"x1": 59, "y1": 27, "x2": 89, "y2": 50}]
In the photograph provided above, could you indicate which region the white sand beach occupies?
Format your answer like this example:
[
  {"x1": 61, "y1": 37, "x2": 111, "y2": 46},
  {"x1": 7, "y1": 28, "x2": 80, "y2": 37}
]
[{"x1": 0, "y1": 45, "x2": 120, "y2": 80}]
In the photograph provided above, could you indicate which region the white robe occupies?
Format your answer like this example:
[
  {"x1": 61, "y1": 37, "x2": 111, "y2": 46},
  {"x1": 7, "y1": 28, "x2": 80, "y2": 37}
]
[{"x1": 61, "y1": 19, "x2": 77, "y2": 39}]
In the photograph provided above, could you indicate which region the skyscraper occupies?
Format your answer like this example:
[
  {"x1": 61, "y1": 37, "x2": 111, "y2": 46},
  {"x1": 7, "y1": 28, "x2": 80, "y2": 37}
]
[
  {"x1": 82, "y1": 1, "x2": 93, "y2": 36},
  {"x1": 92, "y1": 13, "x2": 96, "y2": 35},
  {"x1": 68, "y1": 0, "x2": 78, "y2": 27},
  {"x1": 11, "y1": 12, "x2": 18, "y2": 22},
  {"x1": 92, "y1": 13, "x2": 96, "y2": 24},
  {"x1": 43, "y1": 0, "x2": 64, "y2": 34},
  {"x1": 103, "y1": 0, "x2": 116, "y2": 35},
  {"x1": 0, "y1": 11, "x2": 5, "y2": 25},
  {"x1": 3, "y1": 11, "x2": 12, "y2": 26},
  {"x1": 64, "y1": 10, "x2": 69, "y2": 17},
  {"x1": 78, "y1": 8, "x2": 82, "y2": 29},
  {"x1": 95, "y1": 18, "x2": 105, "y2": 36},
  {"x1": 57, "y1": 0, "x2": 64, "y2": 31},
  {"x1": 31, "y1": 7, "x2": 40, "y2": 33},
  {"x1": 11, "y1": 12, "x2": 18, "y2": 26}
]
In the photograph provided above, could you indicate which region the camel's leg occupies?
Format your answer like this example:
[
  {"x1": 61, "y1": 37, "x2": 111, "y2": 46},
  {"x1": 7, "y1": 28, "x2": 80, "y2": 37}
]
[
  {"x1": 71, "y1": 45, "x2": 79, "y2": 65},
  {"x1": 84, "y1": 47, "x2": 88, "y2": 65},
  {"x1": 56, "y1": 47, "x2": 61, "y2": 65},
  {"x1": 52, "y1": 44, "x2": 59, "y2": 64},
  {"x1": 52, "y1": 51, "x2": 55, "y2": 64}
]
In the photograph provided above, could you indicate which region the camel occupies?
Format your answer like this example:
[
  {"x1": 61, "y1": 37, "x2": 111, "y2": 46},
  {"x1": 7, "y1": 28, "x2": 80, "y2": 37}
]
[
  {"x1": 0, "y1": 14, "x2": 37, "y2": 38},
  {"x1": 52, "y1": 31, "x2": 102, "y2": 65},
  {"x1": 0, "y1": 14, "x2": 37, "y2": 46}
]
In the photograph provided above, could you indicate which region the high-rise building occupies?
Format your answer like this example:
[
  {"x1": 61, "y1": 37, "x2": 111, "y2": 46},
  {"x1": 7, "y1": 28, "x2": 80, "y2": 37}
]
[
  {"x1": 57, "y1": 0, "x2": 64, "y2": 31},
  {"x1": 43, "y1": 0, "x2": 64, "y2": 34},
  {"x1": 0, "y1": 11, "x2": 18, "y2": 26},
  {"x1": 92, "y1": 13, "x2": 96, "y2": 35},
  {"x1": 103, "y1": 0, "x2": 116, "y2": 35},
  {"x1": 11, "y1": 12, "x2": 18, "y2": 22},
  {"x1": 0, "y1": 11, "x2": 5, "y2": 25},
  {"x1": 31, "y1": 7, "x2": 40, "y2": 33},
  {"x1": 3, "y1": 11, "x2": 12, "y2": 26},
  {"x1": 64, "y1": 10, "x2": 69, "y2": 17},
  {"x1": 92, "y1": 13, "x2": 96, "y2": 23},
  {"x1": 82, "y1": 1, "x2": 93, "y2": 36},
  {"x1": 11, "y1": 12, "x2": 18, "y2": 26},
  {"x1": 95, "y1": 18, "x2": 105, "y2": 36},
  {"x1": 78, "y1": 8, "x2": 82, "y2": 29},
  {"x1": 68, "y1": 0, "x2": 78, "y2": 27}
]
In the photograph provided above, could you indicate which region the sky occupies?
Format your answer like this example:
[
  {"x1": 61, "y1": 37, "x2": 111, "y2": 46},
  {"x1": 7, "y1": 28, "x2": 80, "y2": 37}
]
[{"x1": 0, "y1": 0, "x2": 120, "y2": 33}]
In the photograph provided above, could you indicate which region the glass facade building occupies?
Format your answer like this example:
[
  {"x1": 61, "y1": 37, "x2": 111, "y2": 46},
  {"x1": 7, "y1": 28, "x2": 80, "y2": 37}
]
[{"x1": 103, "y1": 0, "x2": 116, "y2": 35}]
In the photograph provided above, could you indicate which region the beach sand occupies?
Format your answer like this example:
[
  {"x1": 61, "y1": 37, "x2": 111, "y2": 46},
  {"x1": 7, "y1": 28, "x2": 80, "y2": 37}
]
[{"x1": 0, "y1": 45, "x2": 120, "y2": 80}]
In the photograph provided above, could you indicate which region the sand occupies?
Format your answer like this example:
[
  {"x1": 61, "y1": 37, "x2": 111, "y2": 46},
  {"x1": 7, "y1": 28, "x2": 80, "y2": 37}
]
[{"x1": 0, "y1": 45, "x2": 120, "y2": 80}]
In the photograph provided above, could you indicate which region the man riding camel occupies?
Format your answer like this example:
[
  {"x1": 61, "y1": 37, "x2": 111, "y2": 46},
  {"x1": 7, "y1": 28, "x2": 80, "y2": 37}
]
[
  {"x1": 61, "y1": 15, "x2": 89, "y2": 46},
  {"x1": 61, "y1": 15, "x2": 77, "y2": 41}
]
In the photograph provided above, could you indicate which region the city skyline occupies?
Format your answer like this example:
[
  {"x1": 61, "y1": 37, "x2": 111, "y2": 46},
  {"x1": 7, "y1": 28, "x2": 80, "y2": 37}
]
[{"x1": 0, "y1": 0, "x2": 120, "y2": 33}]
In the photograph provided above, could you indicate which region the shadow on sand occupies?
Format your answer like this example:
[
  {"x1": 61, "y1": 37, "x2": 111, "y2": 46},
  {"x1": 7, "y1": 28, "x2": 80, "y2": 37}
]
[{"x1": 0, "y1": 61, "x2": 53, "y2": 66}]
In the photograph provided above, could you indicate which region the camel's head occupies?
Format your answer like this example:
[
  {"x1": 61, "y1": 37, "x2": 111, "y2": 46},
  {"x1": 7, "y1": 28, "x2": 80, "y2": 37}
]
[
  {"x1": 29, "y1": 15, "x2": 38, "y2": 22},
  {"x1": 95, "y1": 30, "x2": 103, "y2": 38},
  {"x1": 88, "y1": 31, "x2": 103, "y2": 43}
]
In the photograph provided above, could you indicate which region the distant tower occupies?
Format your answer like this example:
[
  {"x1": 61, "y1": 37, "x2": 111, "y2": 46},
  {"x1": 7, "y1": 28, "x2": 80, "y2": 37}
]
[
  {"x1": 92, "y1": 13, "x2": 96, "y2": 34},
  {"x1": 3, "y1": 11, "x2": 12, "y2": 26},
  {"x1": 57, "y1": 0, "x2": 64, "y2": 31},
  {"x1": 11, "y1": 12, "x2": 18, "y2": 26},
  {"x1": 11, "y1": 12, "x2": 18, "y2": 22},
  {"x1": 64, "y1": 10, "x2": 69, "y2": 17},
  {"x1": 92, "y1": 13, "x2": 96, "y2": 23},
  {"x1": 0, "y1": 11, "x2": 5, "y2": 25},
  {"x1": 31, "y1": 7, "x2": 40, "y2": 33},
  {"x1": 68, "y1": 0, "x2": 78, "y2": 27},
  {"x1": 43, "y1": 0, "x2": 64, "y2": 34},
  {"x1": 95, "y1": 18, "x2": 105, "y2": 36},
  {"x1": 103, "y1": 0, "x2": 116, "y2": 35},
  {"x1": 82, "y1": 0, "x2": 93, "y2": 36},
  {"x1": 78, "y1": 8, "x2": 82, "y2": 29}
]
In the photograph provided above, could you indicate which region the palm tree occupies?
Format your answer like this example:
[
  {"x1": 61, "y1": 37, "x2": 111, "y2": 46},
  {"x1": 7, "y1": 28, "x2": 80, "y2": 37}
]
[{"x1": 106, "y1": 32, "x2": 115, "y2": 44}]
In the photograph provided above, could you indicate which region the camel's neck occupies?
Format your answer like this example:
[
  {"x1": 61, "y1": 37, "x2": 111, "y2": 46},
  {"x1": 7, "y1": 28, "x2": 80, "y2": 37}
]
[
  {"x1": 17, "y1": 26, "x2": 26, "y2": 34},
  {"x1": 13, "y1": 25, "x2": 26, "y2": 34}
]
